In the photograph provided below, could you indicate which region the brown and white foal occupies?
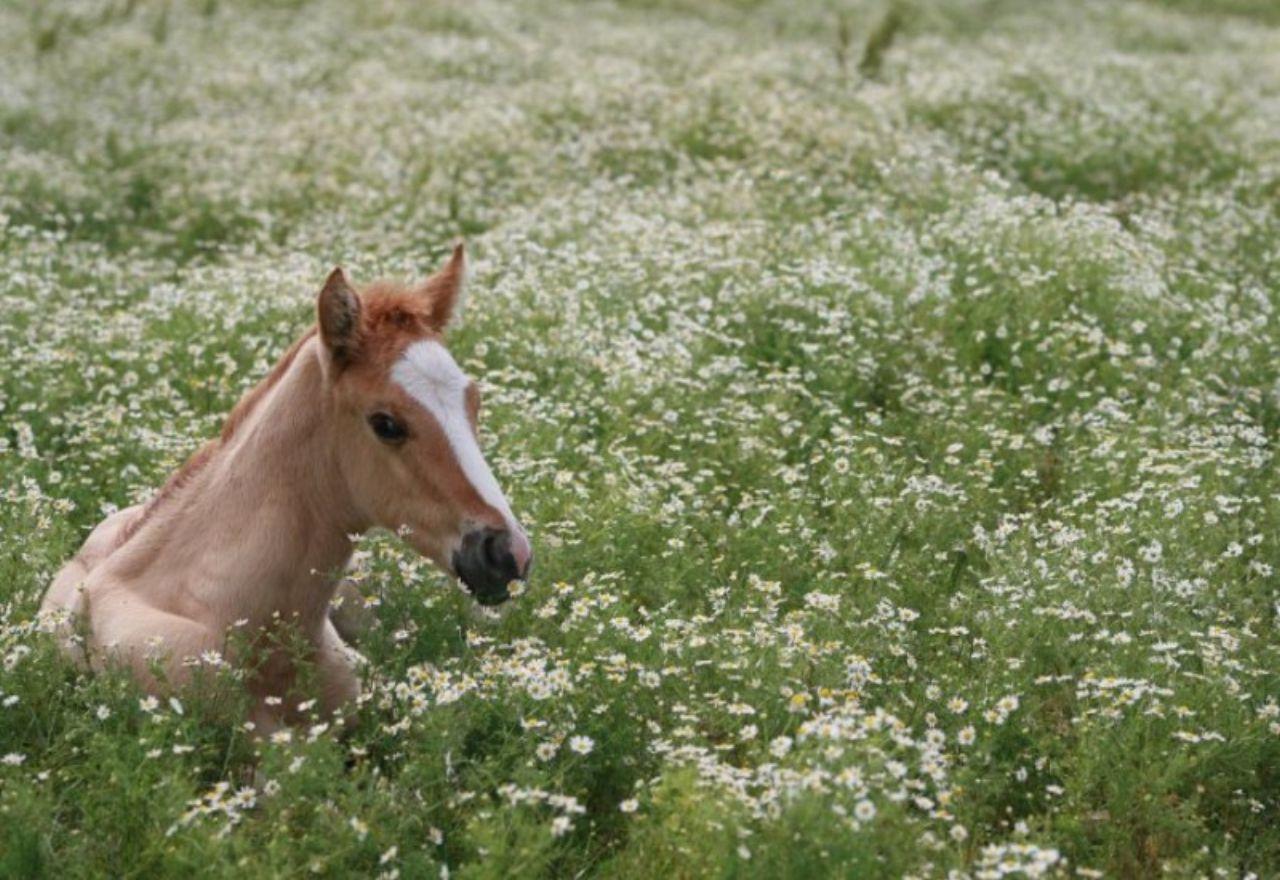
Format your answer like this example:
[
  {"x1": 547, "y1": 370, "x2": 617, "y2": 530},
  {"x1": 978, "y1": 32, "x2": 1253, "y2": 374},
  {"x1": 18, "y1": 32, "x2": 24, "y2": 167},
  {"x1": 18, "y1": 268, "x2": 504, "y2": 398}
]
[{"x1": 40, "y1": 245, "x2": 531, "y2": 732}]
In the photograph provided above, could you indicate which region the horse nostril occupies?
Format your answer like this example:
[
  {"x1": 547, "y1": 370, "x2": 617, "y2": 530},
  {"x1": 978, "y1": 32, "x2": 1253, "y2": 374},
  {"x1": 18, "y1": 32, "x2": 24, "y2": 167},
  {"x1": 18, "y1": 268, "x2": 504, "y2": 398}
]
[{"x1": 482, "y1": 530, "x2": 507, "y2": 568}]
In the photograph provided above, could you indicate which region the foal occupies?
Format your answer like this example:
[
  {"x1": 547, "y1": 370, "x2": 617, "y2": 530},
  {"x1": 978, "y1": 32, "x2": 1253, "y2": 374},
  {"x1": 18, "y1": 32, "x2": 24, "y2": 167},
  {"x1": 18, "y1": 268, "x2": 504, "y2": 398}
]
[{"x1": 40, "y1": 245, "x2": 532, "y2": 732}]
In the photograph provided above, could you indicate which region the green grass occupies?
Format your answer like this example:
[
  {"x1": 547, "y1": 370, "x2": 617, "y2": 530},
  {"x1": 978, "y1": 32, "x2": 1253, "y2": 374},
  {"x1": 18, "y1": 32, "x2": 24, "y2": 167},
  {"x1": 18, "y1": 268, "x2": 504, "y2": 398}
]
[{"x1": 2, "y1": 0, "x2": 1280, "y2": 876}]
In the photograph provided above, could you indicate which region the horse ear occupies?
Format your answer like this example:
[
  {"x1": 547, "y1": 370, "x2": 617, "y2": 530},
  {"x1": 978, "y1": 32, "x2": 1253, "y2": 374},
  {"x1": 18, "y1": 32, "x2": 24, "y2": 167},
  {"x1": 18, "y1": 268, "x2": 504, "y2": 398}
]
[
  {"x1": 317, "y1": 267, "x2": 361, "y2": 364},
  {"x1": 417, "y1": 243, "x2": 466, "y2": 330}
]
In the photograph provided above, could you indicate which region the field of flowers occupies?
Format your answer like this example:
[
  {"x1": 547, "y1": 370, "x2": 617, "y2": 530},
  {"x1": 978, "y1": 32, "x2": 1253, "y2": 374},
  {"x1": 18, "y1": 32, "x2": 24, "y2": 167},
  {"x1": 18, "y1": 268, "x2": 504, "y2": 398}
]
[{"x1": 2, "y1": 0, "x2": 1279, "y2": 876}]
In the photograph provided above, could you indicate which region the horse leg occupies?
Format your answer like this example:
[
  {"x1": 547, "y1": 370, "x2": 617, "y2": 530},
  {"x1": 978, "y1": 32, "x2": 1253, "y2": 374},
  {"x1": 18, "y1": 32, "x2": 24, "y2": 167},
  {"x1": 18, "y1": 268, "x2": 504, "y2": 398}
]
[
  {"x1": 328, "y1": 578, "x2": 377, "y2": 646},
  {"x1": 41, "y1": 505, "x2": 144, "y2": 658},
  {"x1": 315, "y1": 619, "x2": 363, "y2": 722},
  {"x1": 87, "y1": 591, "x2": 224, "y2": 694}
]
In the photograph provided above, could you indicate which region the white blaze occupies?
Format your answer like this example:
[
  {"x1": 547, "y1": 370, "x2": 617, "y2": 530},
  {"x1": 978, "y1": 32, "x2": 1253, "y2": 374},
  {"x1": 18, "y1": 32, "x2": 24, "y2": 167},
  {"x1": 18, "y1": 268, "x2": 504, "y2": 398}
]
[{"x1": 391, "y1": 340, "x2": 516, "y2": 526}]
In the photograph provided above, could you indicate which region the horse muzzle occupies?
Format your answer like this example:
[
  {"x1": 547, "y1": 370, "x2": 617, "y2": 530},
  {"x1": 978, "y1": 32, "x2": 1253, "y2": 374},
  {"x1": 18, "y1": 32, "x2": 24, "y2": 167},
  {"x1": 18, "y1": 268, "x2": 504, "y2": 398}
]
[{"x1": 453, "y1": 527, "x2": 531, "y2": 606}]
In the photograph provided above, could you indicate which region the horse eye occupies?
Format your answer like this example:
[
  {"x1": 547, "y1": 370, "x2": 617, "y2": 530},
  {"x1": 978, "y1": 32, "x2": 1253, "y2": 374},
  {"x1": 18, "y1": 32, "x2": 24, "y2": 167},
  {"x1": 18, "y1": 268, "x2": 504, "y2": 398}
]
[{"x1": 368, "y1": 412, "x2": 407, "y2": 443}]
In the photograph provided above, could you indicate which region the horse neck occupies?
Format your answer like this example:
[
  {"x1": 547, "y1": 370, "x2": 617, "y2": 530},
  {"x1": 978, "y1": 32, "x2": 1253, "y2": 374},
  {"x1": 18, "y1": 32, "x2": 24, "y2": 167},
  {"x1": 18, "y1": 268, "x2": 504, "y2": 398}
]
[{"x1": 134, "y1": 336, "x2": 364, "y2": 629}]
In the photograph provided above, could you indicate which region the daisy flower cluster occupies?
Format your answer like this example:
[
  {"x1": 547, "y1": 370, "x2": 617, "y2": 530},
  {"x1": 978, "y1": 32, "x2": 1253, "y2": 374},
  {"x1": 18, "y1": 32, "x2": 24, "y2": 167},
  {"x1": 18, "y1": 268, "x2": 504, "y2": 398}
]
[{"x1": 1, "y1": 0, "x2": 1278, "y2": 876}]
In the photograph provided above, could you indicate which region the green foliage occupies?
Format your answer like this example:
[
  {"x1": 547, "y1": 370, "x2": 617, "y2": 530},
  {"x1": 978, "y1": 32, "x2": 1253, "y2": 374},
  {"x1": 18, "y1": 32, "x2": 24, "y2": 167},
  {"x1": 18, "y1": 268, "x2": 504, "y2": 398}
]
[{"x1": 1, "y1": 0, "x2": 1279, "y2": 877}]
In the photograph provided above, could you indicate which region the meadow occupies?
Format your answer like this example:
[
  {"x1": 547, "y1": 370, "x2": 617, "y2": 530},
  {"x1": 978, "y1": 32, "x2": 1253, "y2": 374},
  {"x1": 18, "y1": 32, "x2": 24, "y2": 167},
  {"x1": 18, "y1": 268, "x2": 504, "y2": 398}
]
[{"x1": 2, "y1": 0, "x2": 1279, "y2": 876}]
